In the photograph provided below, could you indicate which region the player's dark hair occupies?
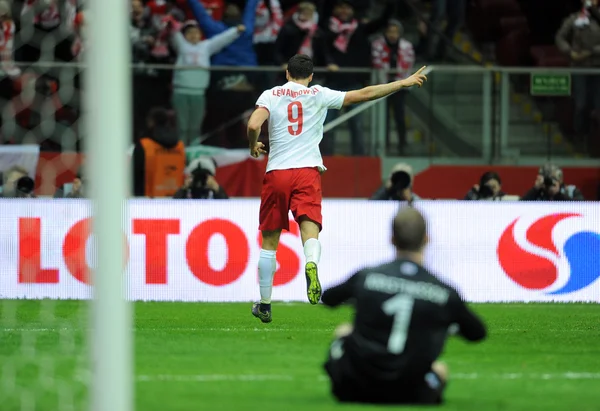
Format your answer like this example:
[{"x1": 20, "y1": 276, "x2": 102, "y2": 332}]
[
  {"x1": 287, "y1": 54, "x2": 313, "y2": 80},
  {"x1": 392, "y1": 206, "x2": 427, "y2": 252}
]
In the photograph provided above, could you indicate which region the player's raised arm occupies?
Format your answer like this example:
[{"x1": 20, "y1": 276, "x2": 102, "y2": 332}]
[
  {"x1": 247, "y1": 107, "x2": 269, "y2": 158},
  {"x1": 342, "y1": 66, "x2": 428, "y2": 107}
]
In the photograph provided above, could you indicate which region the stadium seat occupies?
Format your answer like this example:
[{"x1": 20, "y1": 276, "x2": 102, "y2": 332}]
[
  {"x1": 554, "y1": 98, "x2": 575, "y2": 136},
  {"x1": 499, "y1": 15, "x2": 529, "y2": 36},
  {"x1": 519, "y1": 0, "x2": 578, "y2": 44},
  {"x1": 589, "y1": 110, "x2": 600, "y2": 157},
  {"x1": 530, "y1": 45, "x2": 569, "y2": 66},
  {"x1": 467, "y1": 0, "x2": 523, "y2": 43},
  {"x1": 496, "y1": 29, "x2": 532, "y2": 66}
]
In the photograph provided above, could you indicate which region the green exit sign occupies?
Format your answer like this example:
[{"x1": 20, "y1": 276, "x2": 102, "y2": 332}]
[{"x1": 530, "y1": 73, "x2": 571, "y2": 96}]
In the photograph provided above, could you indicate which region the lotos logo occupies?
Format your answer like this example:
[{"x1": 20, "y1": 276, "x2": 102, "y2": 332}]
[{"x1": 497, "y1": 213, "x2": 600, "y2": 294}]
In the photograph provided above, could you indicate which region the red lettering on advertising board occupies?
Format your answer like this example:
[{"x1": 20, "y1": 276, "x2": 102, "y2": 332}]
[
  {"x1": 18, "y1": 218, "x2": 59, "y2": 283},
  {"x1": 257, "y1": 220, "x2": 301, "y2": 286},
  {"x1": 62, "y1": 218, "x2": 129, "y2": 285},
  {"x1": 62, "y1": 218, "x2": 91, "y2": 284},
  {"x1": 186, "y1": 219, "x2": 249, "y2": 286},
  {"x1": 17, "y1": 215, "x2": 305, "y2": 287},
  {"x1": 133, "y1": 219, "x2": 180, "y2": 284}
]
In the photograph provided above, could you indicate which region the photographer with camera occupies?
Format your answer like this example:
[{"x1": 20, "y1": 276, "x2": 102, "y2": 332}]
[
  {"x1": 464, "y1": 171, "x2": 506, "y2": 201},
  {"x1": 370, "y1": 163, "x2": 420, "y2": 203},
  {"x1": 54, "y1": 170, "x2": 86, "y2": 198},
  {"x1": 521, "y1": 163, "x2": 585, "y2": 201},
  {"x1": 173, "y1": 157, "x2": 229, "y2": 199},
  {"x1": 0, "y1": 165, "x2": 36, "y2": 198}
]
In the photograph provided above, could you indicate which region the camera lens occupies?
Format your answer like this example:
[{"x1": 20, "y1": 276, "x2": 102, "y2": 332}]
[
  {"x1": 391, "y1": 171, "x2": 411, "y2": 191},
  {"x1": 16, "y1": 176, "x2": 35, "y2": 194},
  {"x1": 479, "y1": 184, "x2": 493, "y2": 198}
]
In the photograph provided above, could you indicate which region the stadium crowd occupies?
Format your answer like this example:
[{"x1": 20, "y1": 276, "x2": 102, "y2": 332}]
[
  {"x1": 0, "y1": 0, "x2": 598, "y2": 200},
  {"x1": 0, "y1": 0, "x2": 431, "y2": 153}
]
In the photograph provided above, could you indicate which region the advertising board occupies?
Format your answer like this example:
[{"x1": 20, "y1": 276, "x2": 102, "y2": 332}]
[{"x1": 1, "y1": 200, "x2": 598, "y2": 302}]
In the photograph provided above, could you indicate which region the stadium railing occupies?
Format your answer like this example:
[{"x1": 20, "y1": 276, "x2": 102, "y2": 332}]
[
  {"x1": 3, "y1": 63, "x2": 600, "y2": 163},
  {"x1": 131, "y1": 64, "x2": 600, "y2": 161}
]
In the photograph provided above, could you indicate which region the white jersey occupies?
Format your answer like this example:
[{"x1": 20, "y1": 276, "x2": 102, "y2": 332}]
[{"x1": 255, "y1": 81, "x2": 346, "y2": 173}]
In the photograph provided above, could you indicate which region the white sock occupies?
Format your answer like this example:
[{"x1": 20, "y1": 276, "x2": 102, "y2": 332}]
[
  {"x1": 303, "y1": 238, "x2": 321, "y2": 265},
  {"x1": 258, "y1": 249, "x2": 276, "y2": 304}
]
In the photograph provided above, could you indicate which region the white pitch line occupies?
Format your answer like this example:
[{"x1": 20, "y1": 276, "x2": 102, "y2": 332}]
[
  {"x1": 137, "y1": 374, "x2": 294, "y2": 382},
  {"x1": 2, "y1": 327, "x2": 597, "y2": 333},
  {"x1": 135, "y1": 373, "x2": 600, "y2": 383},
  {"x1": 0, "y1": 327, "x2": 337, "y2": 333}
]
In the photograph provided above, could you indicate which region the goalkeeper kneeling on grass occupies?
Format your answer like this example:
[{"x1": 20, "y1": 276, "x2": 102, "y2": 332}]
[{"x1": 321, "y1": 206, "x2": 487, "y2": 405}]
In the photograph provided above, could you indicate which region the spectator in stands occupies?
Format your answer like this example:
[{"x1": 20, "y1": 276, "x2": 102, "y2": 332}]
[
  {"x1": 131, "y1": 0, "x2": 158, "y2": 64},
  {"x1": 425, "y1": 0, "x2": 465, "y2": 62},
  {"x1": 371, "y1": 19, "x2": 414, "y2": 155},
  {"x1": 370, "y1": 162, "x2": 420, "y2": 203},
  {"x1": 71, "y1": 9, "x2": 87, "y2": 61},
  {"x1": 169, "y1": 19, "x2": 244, "y2": 145},
  {"x1": 0, "y1": 1, "x2": 20, "y2": 79},
  {"x1": 19, "y1": 0, "x2": 77, "y2": 63},
  {"x1": 174, "y1": 156, "x2": 229, "y2": 198},
  {"x1": 132, "y1": 107, "x2": 186, "y2": 198},
  {"x1": 1, "y1": 165, "x2": 35, "y2": 198},
  {"x1": 0, "y1": 1, "x2": 17, "y2": 139},
  {"x1": 0, "y1": 2, "x2": 19, "y2": 141},
  {"x1": 320, "y1": 0, "x2": 396, "y2": 156},
  {"x1": 556, "y1": 0, "x2": 600, "y2": 140},
  {"x1": 147, "y1": 0, "x2": 186, "y2": 62},
  {"x1": 320, "y1": 0, "x2": 368, "y2": 23},
  {"x1": 131, "y1": 0, "x2": 171, "y2": 139},
  {"x1": 275, "y1": 2, "x2": 320, "y2": 67},
  {"x1": 521, "y1": 163, "x2": 585, "y2": 201},
  {"x1": 187, "y1": 0, "x2": 259, "y2": 90},
  {"x1": 198, "y1": 0, "x2": 225, "y2": 20},
  {"x1": 362, "y1": 0, "x2": 391, "y2": 22},
  {"x1": 147, "y1": 0, "x2": 186, "y2": 29},
  {"x1": 464, "y1": 171, "x2": 506, "y2": 201},
  {"x1": 254, "y1": 0, "x2": 284, "y2": 66}
]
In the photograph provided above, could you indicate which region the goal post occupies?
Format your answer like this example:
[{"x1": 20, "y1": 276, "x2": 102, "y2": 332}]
[{"x1": 85, "y1": 0, "x2": 133, "y2": 410}]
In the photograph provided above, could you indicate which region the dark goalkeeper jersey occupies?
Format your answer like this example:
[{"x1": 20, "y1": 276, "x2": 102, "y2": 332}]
[{"x1": 322, "y1": 258, "x2": 487, "y2": 382}]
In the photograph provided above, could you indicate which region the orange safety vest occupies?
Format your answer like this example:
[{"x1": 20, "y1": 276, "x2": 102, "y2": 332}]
[{"x1": 139, "y1": 137, "x2": 185, "y2": 198}]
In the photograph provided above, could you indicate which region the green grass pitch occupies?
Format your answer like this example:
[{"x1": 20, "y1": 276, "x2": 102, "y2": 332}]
[{"x1": 1, "y1": 301, "x2": 599, "y2": 411}]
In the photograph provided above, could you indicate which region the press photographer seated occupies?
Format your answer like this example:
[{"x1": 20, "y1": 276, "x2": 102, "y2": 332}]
[
  {"x1": 54, "y1": 170, "x2": 86, "y2": 198},
  {"x1": 173, "y1": 157, "x2": 228, "y2": 199},
  {"x1": 464, "y1": 171, "x2": 506, "y2": 201},
  {"x1": 520, "y1": 163, "x2": 585, "y2": 201},
  {"x1": 0, "y1": 166, "x2": 36, "y2": 198},
  {"x1": 370, "y1": 163, "x2": 421, "y2": 203}
]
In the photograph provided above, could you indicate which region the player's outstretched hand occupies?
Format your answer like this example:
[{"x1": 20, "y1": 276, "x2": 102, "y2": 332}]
[
  {"x1": 250, "y1": 142, "x2": 267, "y2": 158},
  {"x1": 402, "y1": 66, "x2": 428, "y2": 88},
  {"x1": 237, "y1": 24, "x2": 246, "y2": 33}
]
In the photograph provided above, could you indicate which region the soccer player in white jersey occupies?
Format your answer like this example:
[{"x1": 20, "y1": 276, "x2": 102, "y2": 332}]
[{"x1": 246, "y1": 54, "x2": 427, "y2": 323}]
